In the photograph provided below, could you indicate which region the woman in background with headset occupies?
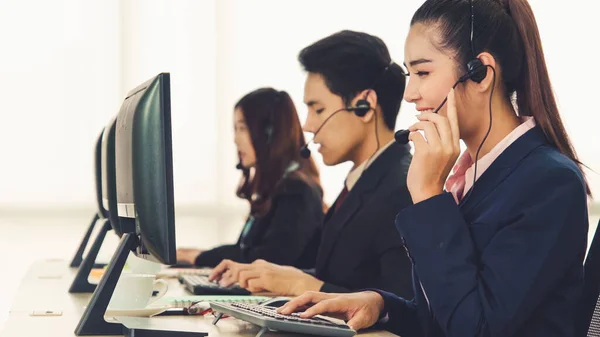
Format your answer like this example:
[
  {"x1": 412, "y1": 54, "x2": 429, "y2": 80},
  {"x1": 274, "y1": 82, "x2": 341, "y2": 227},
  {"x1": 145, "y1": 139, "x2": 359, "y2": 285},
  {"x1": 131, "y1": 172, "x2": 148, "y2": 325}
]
[
  {"x1": 177, "y1": 88, "x2": 325, "y2": 269},
  {"x1": 278, "y1": 0, "x2": 591, "y2": 335}
]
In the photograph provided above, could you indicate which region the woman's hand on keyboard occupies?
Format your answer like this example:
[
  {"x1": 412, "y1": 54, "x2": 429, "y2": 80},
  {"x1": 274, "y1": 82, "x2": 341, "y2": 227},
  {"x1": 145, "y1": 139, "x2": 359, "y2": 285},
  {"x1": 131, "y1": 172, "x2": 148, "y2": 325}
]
[{"x1": 277, "y1": 291, "x2": 384, "y2": 331}]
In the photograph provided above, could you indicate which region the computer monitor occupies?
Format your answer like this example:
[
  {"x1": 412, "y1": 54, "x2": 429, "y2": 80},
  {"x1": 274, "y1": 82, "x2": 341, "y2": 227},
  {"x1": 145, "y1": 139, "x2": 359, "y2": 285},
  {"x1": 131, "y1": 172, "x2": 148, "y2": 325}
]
[
  {"x1": 101, "y1": 116, "x2": 122, "y2": 237},
  {"x1": 75, "y1": 73, "x2": 201, "y2": 336},
  {"x1": 69, "y1": 118, "x2": 121, "y2": 293},
  {"x1": 69, "y1": 128, "x2": 110, "y2": 268},
  {"x1": 95, "y1": 130, "x2": 109, "y2": 219},
  {"x1": 114, "y1": 72, "x2": 176, "y2": 265}
]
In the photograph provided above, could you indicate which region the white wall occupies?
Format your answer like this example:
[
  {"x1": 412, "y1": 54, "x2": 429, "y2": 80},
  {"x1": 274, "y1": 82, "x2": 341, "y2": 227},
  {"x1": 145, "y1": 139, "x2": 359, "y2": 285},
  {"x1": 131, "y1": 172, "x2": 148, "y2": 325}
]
[
  {"x1": 0, "y1": 0, "x2": 598, "y2": 212},
  {"x1": 0, "y1": 0, "x2": 121, "y2": 208},
  {"x1": 119, "y1": 0, "x2": 221, "y2": 207}
]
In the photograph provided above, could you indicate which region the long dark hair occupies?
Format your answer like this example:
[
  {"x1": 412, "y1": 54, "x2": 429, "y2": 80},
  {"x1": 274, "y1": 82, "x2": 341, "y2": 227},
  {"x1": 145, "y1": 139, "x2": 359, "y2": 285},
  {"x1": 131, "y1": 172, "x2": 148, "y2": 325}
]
[
  {"x1": 412, "y1": 0, "x2": 591, "y2": 196},
  {"x1": 235, "y1": 88, "x2": 325, "y2": 215}
]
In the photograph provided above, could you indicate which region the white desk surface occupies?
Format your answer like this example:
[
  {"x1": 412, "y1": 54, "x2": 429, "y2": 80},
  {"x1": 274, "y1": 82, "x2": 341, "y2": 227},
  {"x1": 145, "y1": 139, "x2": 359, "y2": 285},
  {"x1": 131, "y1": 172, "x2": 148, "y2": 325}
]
[{"x1": 2, "y1": 259, "x2": 398, "y2": 337}]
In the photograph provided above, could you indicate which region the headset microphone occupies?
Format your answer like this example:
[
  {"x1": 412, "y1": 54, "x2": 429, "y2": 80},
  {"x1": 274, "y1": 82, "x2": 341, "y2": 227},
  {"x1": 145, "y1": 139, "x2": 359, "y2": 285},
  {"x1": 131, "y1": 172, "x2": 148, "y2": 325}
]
[
  {"x1": 394, "y1": 67, "x2": 483, "y2": 144},
  {"x1": 299, "y1": 107, "x2": 351, "y2": 159},
  {"x1": 394, "y1": 84, "x2": 454, "y2": 144},
  {"x1": 299, "y1": 145, "x2": 311, "y2": 159},
  {"x1": 236, "y1": 162, "x2": 244, "y2": 170}
]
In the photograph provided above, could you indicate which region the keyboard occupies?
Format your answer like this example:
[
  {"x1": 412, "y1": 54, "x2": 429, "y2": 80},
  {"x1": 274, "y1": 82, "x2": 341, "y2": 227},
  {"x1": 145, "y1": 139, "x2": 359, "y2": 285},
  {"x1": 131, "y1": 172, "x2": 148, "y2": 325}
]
[
  {"x1": 210, "y1": 302, "x2": 356, "y2": 337},
  {"x1": 179, "y1": 274, "x2": 251, "y2": 296},
  {"x1": 156, "y1": 267, "x2": 211, "y2": 279}
]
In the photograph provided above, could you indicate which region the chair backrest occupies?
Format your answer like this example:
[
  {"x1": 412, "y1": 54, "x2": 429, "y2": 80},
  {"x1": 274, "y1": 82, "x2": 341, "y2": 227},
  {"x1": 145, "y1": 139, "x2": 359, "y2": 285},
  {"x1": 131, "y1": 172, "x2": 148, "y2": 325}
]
[{"x1": 577, "y1": 218, "x2": 600, "y2": 337}]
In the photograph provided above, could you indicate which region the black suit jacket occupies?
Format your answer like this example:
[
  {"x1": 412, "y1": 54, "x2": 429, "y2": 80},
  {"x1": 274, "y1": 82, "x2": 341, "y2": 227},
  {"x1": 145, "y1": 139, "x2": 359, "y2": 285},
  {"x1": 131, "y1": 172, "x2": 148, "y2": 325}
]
[
  {"x1": 195, "y1": 174, "x2": 324, "y2": 269},
  {"x1": 314, "y1": 142, "x2": 414, "y2": 299}
]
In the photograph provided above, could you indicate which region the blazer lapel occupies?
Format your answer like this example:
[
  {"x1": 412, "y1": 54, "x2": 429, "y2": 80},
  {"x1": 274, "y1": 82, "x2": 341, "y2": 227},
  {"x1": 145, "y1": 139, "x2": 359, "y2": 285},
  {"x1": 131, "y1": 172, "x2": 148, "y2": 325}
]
[
  {"x1": 459, "y1": 126, "x2": 549, "y2": 215},
  {"x1": 315, "y1": 143, "x2": 411, "y2": 273}
]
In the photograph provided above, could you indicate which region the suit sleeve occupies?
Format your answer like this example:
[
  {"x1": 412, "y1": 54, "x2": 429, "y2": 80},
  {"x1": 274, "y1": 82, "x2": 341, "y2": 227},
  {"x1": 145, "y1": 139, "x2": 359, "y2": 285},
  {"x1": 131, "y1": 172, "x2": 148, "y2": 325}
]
[
  {"x1": 386, "y1": 167, "x2": 588, "y2": 337},
  {"x1": 370, "y1": 187, "x2": 414, "y2": 299},
  {"x1": 320, "y1": 282, "x2": 351, "y2": 293},
  {"x1": 240, "y1": 181, "x2": 322, "y2": 266},
  {"x1": 194, "y1": 244, "x2": 243, "y2": 267},
  {"x1": 369, "y1": 289, "x2": 420, "y2": 337},
  {"x1": 320, "y1": 187, "x2": 414, "y2": 298}
]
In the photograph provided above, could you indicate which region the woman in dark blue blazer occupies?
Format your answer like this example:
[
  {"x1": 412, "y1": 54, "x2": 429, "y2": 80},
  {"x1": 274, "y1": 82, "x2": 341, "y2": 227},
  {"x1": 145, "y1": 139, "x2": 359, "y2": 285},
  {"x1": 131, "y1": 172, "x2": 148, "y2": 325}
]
[{"x1": 278, "y1": 0, "x2": 591, "y2": 336}]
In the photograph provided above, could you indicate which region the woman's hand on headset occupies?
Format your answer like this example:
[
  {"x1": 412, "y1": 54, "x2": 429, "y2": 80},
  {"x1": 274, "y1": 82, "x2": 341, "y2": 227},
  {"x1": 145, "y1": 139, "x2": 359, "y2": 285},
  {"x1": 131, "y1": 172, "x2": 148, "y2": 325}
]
[{"x1": 406, "y1": 88, "x2": 461, "y2": 204}]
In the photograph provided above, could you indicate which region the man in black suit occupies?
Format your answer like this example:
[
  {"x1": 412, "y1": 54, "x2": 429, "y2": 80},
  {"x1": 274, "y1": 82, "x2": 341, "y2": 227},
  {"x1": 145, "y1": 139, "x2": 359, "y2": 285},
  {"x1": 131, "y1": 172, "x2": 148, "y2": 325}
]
[{"x1": 209, "y1": 30, "x2": 414, "y2": 299}]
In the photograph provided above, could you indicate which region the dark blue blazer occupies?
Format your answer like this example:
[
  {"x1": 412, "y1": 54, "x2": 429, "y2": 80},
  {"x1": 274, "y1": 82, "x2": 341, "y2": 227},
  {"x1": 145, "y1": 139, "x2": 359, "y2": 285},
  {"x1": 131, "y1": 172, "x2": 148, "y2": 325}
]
[{"x1": 376, "y1": 126, "x2": 589, "y2": 337}]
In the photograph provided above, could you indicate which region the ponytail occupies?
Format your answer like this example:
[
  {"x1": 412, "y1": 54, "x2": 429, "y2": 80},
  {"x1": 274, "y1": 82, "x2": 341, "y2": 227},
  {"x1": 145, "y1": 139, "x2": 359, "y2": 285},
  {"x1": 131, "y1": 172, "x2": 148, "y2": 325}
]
[{"x1": 508, "y1": 0, "x2": 591, "y2": 196}]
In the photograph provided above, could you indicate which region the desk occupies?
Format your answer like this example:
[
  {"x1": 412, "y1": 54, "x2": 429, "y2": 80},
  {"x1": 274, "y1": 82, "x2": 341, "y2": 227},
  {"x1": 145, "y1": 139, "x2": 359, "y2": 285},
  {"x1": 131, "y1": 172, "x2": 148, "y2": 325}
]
[{"x1": 2, "y1": 259, "x2": 398, "y2": 337}]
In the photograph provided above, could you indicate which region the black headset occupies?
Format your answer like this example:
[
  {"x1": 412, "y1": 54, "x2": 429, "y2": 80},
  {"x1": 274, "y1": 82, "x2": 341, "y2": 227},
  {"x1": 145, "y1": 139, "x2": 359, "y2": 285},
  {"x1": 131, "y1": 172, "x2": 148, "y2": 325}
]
[
  {"x1": 351, "y1": 61, "x2": 395, "y2": 116},
  {"x1": 346, "y1": 97, "x2": 372, "y2": 117},
  {"x1": 236, "y1": 91, "x2": 280, "y2": 170},
  {"x1": 394, "y1": 0, "x2": 487, "y2": 144},
  {"x1": 300, "y1": 61, "x2": 393, "y2": 158},
  {"x1": 462, "y1": 0, "x2": 487, "y2": 83},
  {"x1": 264, "y1": 91, "x2": 280, "y2": 144}
]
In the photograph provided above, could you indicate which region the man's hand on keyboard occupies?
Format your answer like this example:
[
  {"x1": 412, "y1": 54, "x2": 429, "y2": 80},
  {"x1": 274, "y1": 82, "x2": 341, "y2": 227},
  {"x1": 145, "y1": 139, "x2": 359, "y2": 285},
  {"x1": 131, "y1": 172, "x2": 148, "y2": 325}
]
[
  {"x1": 209, "y1": 259, "x2": 324, "y2": 296},
  {"x1": 277, "y1": 291, "x2": 384, "y2": 331},
  {"x1": 209, "y1": 260, "x2": 254, "y2": 287}
]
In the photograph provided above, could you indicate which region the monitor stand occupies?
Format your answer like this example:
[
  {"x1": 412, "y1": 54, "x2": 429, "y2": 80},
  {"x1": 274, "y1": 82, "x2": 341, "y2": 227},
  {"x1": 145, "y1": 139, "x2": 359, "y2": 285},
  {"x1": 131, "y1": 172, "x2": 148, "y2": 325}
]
[
  {"x1": 74, "y1": 232, "x2": 208, "y2": 337},
  {"x1": 70, "y1": 213, "x2": 107, "y2": 269},
  {"x1": 69, "y1": 219, "x2": 112, "y2": 293}
]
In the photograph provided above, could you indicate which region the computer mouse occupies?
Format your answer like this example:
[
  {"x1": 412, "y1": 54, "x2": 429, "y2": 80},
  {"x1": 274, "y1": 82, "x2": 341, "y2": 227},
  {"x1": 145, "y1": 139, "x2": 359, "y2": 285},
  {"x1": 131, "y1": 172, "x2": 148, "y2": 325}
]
[{"x1": 260, "y1": 297, "x2": 292, "y2": 308}]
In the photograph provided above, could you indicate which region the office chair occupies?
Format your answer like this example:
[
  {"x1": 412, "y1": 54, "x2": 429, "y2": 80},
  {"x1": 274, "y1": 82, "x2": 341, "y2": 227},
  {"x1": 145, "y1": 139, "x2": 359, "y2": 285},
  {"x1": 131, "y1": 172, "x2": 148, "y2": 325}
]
[{"x1": 577, "y1": 218, "x2": 600, "y2": 336}]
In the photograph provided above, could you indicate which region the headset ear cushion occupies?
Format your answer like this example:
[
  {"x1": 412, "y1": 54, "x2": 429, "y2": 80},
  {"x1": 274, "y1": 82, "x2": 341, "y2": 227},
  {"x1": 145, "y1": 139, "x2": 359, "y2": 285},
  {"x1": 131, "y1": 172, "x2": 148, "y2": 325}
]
[
  {"x1": 467, "y1": 59, "x2": 487, "y2": 83},
  {"x1": 265, "y1": 125, "x2": 274, "y2": 143},
  {"x1": 353, "y1": 99, "x2": 371, "y2": 117}
]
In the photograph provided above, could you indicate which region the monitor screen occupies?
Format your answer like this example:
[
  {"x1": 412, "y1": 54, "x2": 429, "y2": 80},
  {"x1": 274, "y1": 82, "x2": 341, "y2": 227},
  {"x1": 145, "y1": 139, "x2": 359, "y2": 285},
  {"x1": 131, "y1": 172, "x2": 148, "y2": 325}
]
[
  {"x1": 94, "y1": 129, "x2": 107, "y2": 219},
  {"x1": 101, "y1": 116, "x2": 122, "y2": 236},
  {"x1": 114, "y1": 73, "x2": 175, "y2": 265}
]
